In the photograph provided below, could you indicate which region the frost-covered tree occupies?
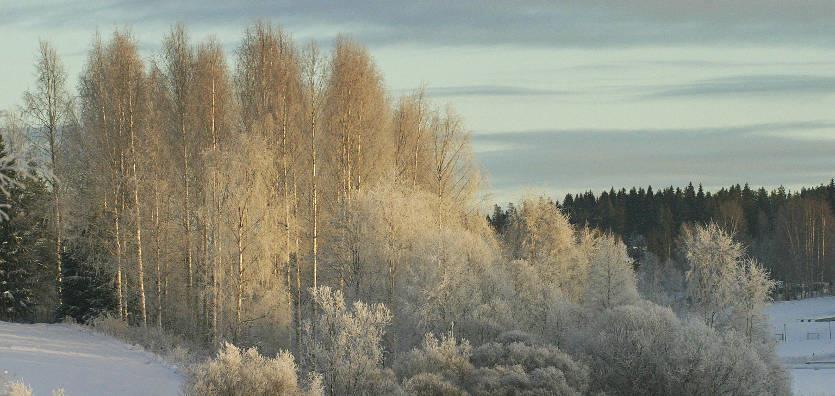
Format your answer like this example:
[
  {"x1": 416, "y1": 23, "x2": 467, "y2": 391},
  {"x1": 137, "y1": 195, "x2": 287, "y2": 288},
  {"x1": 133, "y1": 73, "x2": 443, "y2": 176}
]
[
  {"x1": 214, "y1": 131, "x2": 284, "y2": 342},
  {"x1": 584, "y1": 233, "x2": 639, "y2": 309},
  {"x1": 23, "y1": 41, "x2": 70, "y2": 307},
  {"x1": 683, "y1": 223, "x2": 743, "y2": 327},
  {"x1": 735, "y1": 258, "x2": 776, "y2": 341},
  {"x1": 683, "y1": 222, "x2": 777, "y2": 336},
  {"x1": 502, "y1": 197, "x2": 588, "y2": 301}
]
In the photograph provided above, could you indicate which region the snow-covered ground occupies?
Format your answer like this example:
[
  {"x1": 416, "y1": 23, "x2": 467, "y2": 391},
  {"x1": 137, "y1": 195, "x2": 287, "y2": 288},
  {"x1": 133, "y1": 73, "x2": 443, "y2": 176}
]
[
  {"x1": 765, "y1": 296, "x2": 835, "y2": 396},
  {"x1": 0, "y1": 321, "x2": 183, "y2": 395}
]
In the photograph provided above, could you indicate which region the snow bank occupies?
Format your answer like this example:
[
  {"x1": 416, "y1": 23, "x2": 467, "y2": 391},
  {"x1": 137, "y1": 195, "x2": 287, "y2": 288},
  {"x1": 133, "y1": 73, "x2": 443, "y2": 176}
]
[{"x1": 0, "y1": 321, "x2": 182, "y2": 395}]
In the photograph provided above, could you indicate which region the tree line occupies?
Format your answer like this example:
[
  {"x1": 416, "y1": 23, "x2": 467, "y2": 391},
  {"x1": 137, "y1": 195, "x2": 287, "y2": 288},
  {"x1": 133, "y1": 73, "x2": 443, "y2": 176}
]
[{"x1": 490, "y1": 180, "x2": 835, "y2": 298}]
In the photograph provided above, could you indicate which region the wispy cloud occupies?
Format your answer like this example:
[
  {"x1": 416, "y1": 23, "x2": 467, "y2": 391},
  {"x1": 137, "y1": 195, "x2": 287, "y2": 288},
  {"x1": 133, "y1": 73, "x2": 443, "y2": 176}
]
[
  {"x1": 425, "y1": 85, "x2": 569, "y2": 98},
  {"x1": 645, "y1": 75, "x2": 835, "y2": 99}
]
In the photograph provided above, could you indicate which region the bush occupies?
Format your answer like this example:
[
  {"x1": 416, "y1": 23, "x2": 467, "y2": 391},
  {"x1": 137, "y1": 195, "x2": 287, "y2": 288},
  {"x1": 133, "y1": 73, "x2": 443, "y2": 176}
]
[
  {"x1": 394, "y1": 332, "x2": 474, "y2": 387},
  {"x1": 396, "y1": 331, "x2": 589, "y2": 396},
  {"x1": 571, "y1": 302, "x2": 790, "y2": 396},
  {"x1": 301, "y1": 287, "x2": 401, "y2": 395},
  {"x1": 187, "y1": 342, "x2": 322, "y2": 396},
  {"x1": 403, "y1": 373, "x2": 466, "y2": 396},
  {"x1": 468, "y1": 332, "x2": 589, "y2": 396},
  {"x1": 3, "y1": 381, "x2": 32, "y2": 396}
]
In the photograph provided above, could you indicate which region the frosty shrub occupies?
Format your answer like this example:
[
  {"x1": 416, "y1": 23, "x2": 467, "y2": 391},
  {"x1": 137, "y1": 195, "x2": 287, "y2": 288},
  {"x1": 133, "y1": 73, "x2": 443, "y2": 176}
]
[
  {"x1": 467, "y1": 332, "x2": 589, "y2": 396},
  {"x1": 396, "y1": 331, "x2": 589, "y2": 396},
  {"x1": 403, "y1": 373, "x2": 466, "y2": 396},
  {"x1": 2, "y1": 381, "x2": 32, "y2": 396},
  {"x1": 301, "y1": 286, "x2": 401, "y2": 395},
  {"x1": 573, "y1": 302, "x2": 790, "y2": 396},
  {"x1": 187, "y1": 342, "x2": 322, "y2": 396},
  {"x1": 394, "y1": 332, "x2": 474, "y2": 387}
]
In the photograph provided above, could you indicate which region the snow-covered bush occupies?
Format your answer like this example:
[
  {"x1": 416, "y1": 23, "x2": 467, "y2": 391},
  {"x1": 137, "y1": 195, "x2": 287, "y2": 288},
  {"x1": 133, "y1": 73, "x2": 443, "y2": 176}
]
[
  {"x1": 396, "y1": 331, "x2": 589, "y2": 396},
  {"x1": 394, "y1": 332, "x2": 474, "y2": 387},
  {"x1": 300, "y1": 286, "x2": 400, "y2": 395},
  {"x1": 467, "y1": 332, "x2": 589, "y2": 396},
  {"x1": 2, "y1": 381, "x2": 32, "y2": 396},
  {"x1": 403, "y1": 373, "x2": 466, "y2": 396},
  {"x1": 187, "y1": 342, "x2": 322, "y2": 396},
  {"x1": 570, "y1": 302, "x2": 790, "y2": 396}
]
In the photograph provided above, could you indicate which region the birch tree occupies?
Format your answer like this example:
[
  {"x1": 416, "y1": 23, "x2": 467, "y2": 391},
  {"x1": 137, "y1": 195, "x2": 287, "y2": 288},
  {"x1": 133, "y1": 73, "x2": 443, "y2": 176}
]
[
  {"x1": 24, "y1": 40, "x2": 70, "y2": 307},
  {"x1": 162, "y1": 24, "x2": 197, "y2": 324},
  {"x1": 301, "y1": 40, "x2": 326, "y2": 333},
  {"x1": 584, "y1": 234, "x2": 639, "y2": 309},
  {"x1": 324, "y1": 36, "x2": 391, "y2": 291},
  {"x1": 109, "y1": 32, "x2": 149, "y2": 326},
  {"x1": 194, "y1": 36, "x2": 234, "y2": 342},
  {"x1": 77, "y1": 32, "x2": 131, "y2": 321},
  {"x1": 683, "y1": 223, "x2": 743, "y2": 328},
  {"x1": 425, "y1": 106, "x2": 479, "y2": 221}
]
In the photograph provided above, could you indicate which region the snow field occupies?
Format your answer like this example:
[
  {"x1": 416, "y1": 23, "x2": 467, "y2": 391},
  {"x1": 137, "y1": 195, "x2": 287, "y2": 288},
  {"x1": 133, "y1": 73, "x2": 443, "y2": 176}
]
[
  {"x1": 0, "y1": 321, "x2": 183, "y2": 396},
  {"x1": 766, "y1": 296, "x2": 835, "y2": 395}
]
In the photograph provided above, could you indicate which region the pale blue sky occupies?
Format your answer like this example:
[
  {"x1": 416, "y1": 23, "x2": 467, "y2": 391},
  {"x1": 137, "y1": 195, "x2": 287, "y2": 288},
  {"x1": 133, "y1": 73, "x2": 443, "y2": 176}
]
[{"x1": 2, "y1": 1, "x2": 834, "y2": 204}]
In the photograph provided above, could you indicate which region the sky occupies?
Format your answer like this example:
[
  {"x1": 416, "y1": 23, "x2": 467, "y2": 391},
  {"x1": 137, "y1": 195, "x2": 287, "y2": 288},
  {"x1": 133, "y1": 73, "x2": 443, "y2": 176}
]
[{"x1": 1, "y1": 0, "x2": 835, "y2": 205}]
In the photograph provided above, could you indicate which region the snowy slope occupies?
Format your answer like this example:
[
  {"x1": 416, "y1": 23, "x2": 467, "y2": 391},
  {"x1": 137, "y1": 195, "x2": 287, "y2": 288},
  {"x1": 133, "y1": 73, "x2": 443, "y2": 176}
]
[
  {"x1": 765, "y1": 296, "x2": 835, "y2": 396},
  {"x1": 0, "y1": 321, "x2": 183, "y2": 395}
]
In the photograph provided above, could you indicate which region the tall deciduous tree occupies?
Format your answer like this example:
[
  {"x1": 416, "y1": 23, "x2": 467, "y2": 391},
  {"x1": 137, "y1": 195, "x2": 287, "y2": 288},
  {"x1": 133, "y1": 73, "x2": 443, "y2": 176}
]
[
  {"x1": 24, "y1": 40, "x2": 70, "y2": 308},
  {"x1": 162, "y1": 24, "x2": 197, "y2": 324}
]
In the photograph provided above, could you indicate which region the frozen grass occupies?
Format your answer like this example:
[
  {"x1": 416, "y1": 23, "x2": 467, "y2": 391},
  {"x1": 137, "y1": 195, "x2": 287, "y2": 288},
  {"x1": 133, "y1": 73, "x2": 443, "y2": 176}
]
[{"x1": 90, "y1": 315, "x2": 207, "y2": 368}]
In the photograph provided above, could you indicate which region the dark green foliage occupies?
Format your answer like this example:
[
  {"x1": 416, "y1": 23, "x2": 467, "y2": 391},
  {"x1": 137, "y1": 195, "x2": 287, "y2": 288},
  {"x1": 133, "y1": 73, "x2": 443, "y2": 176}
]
[
  {"x1": 0, "y1": 144, "x2": 54, "y2": 322},
  {"x1": 58, "y1": 239, "x2": 117, "y2": 323}
]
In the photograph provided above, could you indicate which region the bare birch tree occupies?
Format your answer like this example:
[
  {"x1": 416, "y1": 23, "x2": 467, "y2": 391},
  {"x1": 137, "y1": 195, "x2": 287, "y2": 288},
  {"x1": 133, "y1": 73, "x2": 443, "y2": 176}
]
[{"x1": 24, "y1": 40, "x2": 70, "y2": 307}]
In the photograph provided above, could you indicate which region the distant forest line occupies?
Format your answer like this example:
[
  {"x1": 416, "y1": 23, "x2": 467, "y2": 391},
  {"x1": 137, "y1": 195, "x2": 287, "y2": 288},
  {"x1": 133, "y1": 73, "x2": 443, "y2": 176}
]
[{"x1": 489, "y1": 179, "x2": 835, "y2": 297}]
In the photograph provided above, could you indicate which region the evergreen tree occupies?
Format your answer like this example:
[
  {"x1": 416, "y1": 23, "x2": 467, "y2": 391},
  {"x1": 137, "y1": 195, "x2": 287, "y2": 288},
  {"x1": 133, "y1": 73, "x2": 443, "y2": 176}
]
[{"x1": 0, "y1": 135, "x2": 54, "y2": 322}]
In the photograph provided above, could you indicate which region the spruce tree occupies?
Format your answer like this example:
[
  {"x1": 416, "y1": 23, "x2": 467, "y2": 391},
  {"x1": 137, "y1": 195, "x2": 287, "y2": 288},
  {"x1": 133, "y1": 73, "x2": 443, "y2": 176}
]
[{"x1": 0, "y1": 134, "x2": 54, "y2": 322}]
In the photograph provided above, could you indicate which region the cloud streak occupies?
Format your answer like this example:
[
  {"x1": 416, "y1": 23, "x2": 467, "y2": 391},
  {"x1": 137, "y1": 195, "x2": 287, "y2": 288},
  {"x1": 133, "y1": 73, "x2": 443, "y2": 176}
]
[
  {"x1": 8, "y1": 1, "x2": 835, "y2": 48},
  {"x1": 425, "y1": 85, "x2": 569, "y2": 98},
  {"x1": 645, "y1": 75, "x2": 835, "y2": 99}
]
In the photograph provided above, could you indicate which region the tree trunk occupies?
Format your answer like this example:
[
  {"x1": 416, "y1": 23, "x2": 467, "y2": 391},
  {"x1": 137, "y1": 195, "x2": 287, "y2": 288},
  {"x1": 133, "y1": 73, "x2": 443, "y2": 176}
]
[
  {"x1": 235, "y1": 206, "x2": 245, "y2": 343},
  {"x1": 115, "y1": 203, "x2": 125, "y2": 321},
  {"x1": 182, "y1": 118, "x2": 194, "y2": 327},
  {"x1": 154, "y1": 188, "x2": 163, "y2": 329}
]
